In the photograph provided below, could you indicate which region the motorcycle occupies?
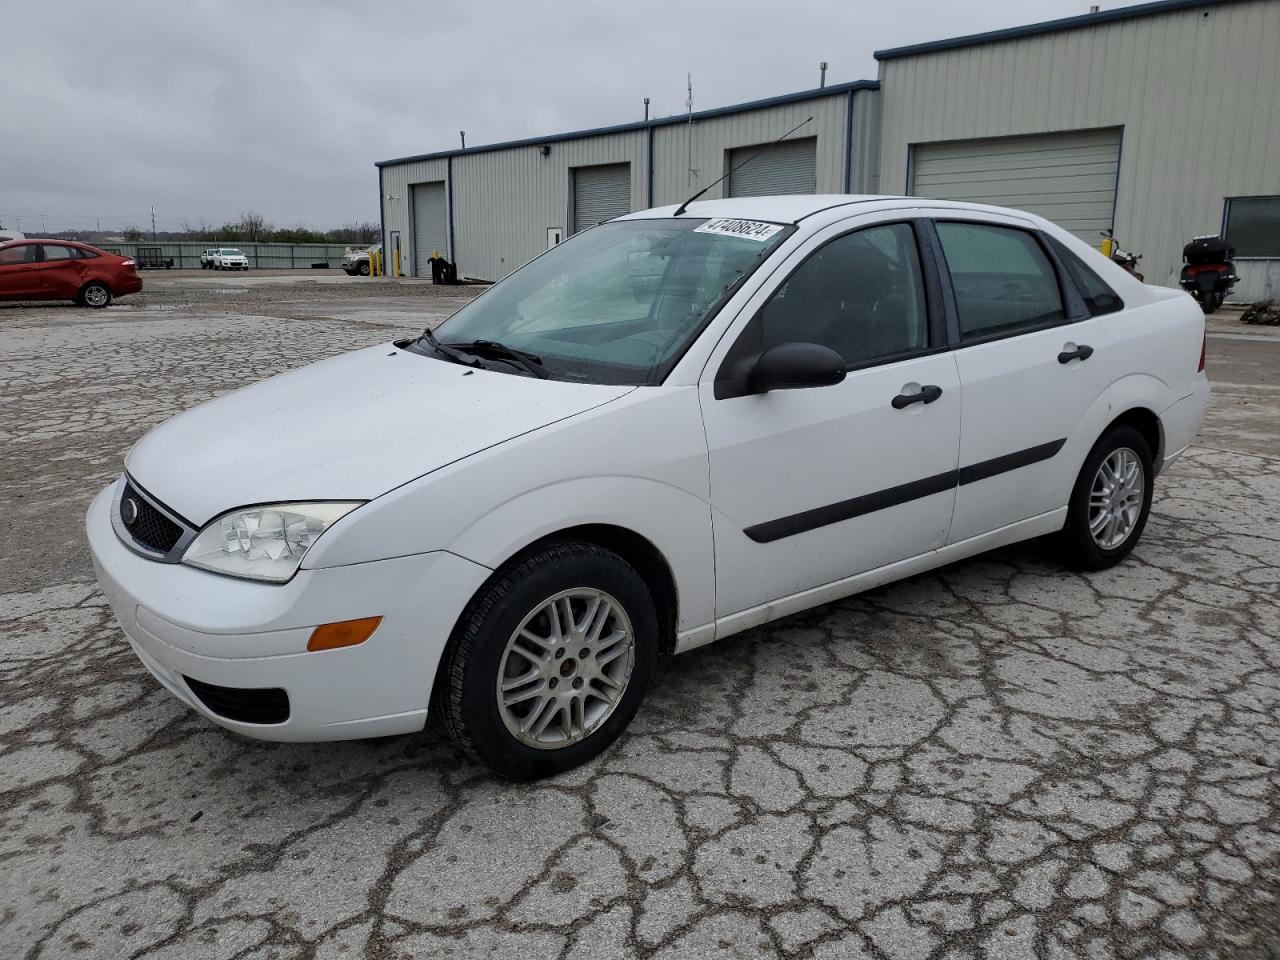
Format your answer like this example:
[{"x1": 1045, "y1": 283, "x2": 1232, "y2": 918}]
[
  {"x1": 1100, "y1": 229, "x2": 1144, "y2": 281},
  {"x1": 1179, "y1": 234, "x2": 1238, "y2": 315}
]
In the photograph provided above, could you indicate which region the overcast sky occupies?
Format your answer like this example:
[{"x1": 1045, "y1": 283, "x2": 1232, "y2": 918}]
[{"x1": 1, "y1": 0, "x2": 1145, "y2": 234}]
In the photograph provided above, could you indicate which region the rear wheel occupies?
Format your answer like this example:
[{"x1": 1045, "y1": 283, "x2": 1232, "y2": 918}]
[
  {"x1": 438, "y1": 542, "x2": 658, "y2": 779},
  {"x1": 1058, "y1": 425, "x2": 1153, "y2": 570},
  {"x1": 78, "y1": 282, "x2": 112, "y2": 309},
  {"x1": 1200, "y1": 290, "x2": 1221, "y2": 315}
]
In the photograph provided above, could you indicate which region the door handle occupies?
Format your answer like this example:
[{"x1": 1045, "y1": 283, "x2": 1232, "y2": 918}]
[
  {"x1": 1058, "y1": 344, "x2": 1094, "y2": 364},
  {"x1": 892, "y1": 384, "x2": 943, "y2": 409}
]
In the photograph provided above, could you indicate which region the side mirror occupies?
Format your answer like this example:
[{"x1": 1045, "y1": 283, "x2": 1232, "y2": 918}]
[{"x1": 748, "y1": 342, "x2": 846, "y2": 394}]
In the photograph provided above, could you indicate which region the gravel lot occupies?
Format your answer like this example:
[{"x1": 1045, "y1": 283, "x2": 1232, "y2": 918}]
[{"x1": 2, "y1": 272, "x2": 1278, "y2": 959}]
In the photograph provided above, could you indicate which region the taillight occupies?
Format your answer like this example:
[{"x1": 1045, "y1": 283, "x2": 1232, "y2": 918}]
[
  {"x1": 121, "y1": 259, "x2": 136, "y2": 269},
  {"x1": 1198, "y1": 331, "x2": 1206, "y2": 373}
]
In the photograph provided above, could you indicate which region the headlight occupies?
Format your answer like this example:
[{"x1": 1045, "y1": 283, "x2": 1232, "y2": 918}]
[{"x1": 181, "y1": 502, "x2": 361, "y2": 582}]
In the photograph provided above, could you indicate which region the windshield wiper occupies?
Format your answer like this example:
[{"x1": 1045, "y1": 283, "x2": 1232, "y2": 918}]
[
  {"x1": 446, "y1": 339, "x2": 549, "y2": 379},
  {"x1": 418, "y1": 328, "x2": 481, "y2": 368}
]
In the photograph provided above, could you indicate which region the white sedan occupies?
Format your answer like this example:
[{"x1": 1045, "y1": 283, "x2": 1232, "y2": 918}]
[{"x1": 87, "y1": 195, "x2": 1209, "y2": 778}]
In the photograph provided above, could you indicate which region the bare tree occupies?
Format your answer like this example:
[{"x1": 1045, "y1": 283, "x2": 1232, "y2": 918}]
[
  {"x1": 180, "y1": 219, "x2": 214, "y2": 241},
  {"x1": 238, "y1": 211, "x2": 269, "y2": 242}
]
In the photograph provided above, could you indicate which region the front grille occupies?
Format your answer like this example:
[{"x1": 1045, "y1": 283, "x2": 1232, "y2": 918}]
[
  {"x1": 120, "y1": 481, "x2": 183, "y2": 554},
  {"x1": 184, "y1": 676, "x2": 290, "y2": 725}
]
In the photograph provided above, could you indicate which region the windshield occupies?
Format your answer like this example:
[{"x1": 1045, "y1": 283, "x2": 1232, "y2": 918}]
[
  {"x1": 423, "y1": 218, "x2": 791, "y2": 385},
  {"x1": 221, "y1": 248, "x2": 242, "y2": 255}
]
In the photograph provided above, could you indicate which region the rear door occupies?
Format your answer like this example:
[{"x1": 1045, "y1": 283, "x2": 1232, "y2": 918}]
[
  {"x1": 38, "y1": 244, "x2": 85, "y2": 298},
  {"x1": 0, "y1": 243, "x2": 43, "y2": 297},
  {"x1": 699, "y1": 215, "x2": 961, "y2": 618},
  {"x1": 931, "y1": 215, "x2": 1115, "y2": 543}
]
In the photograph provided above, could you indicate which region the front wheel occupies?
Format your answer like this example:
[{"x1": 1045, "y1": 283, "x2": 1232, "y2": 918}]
[
  {"x1": 1058, "y1": 425, "x2": 1154, "y2": 570},
  {"x1": 357, "y1": 261, "x2": 371, "y2": 276},
  {"x1": 437, "y1": 542, "x2": 658, "y2": 779},
  {"x1": 78, "y1": 282, "x2": 112, "y2": 309}
]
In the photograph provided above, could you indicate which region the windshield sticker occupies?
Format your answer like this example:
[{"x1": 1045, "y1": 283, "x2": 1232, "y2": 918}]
[{"x1": 693, "y1": 218, "x2": 784, "y2": 242}]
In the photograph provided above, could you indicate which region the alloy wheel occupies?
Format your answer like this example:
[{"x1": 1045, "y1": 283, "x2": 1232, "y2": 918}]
[
  {"x1": 496, "y1": 588, "x2": 635, "y2": 750},
  {"x1": 1088, "y1": 446, "x2": 1144, "y2": 550}
]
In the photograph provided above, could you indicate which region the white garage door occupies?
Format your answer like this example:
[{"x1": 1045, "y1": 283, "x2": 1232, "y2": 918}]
[
  {"x1": 412, "y1": 182, "x2": 448, "y2": 277},
  {"x1": 910, "y1": 128, "x2": 1121, "y2": 242},
  {"x1": 727, "y1": 137, "x2": 817, "y2": 197},
  {"x1": 573, "y1": 164, "x2": 631, "y2": 233}
]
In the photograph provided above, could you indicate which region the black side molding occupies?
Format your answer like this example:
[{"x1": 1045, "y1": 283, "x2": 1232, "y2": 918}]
[
  {"x1": 743, "y1": 439, "x2": 1067, "y2": 544},
  {"x1": 957, "y1": 439, "x2": 1066, "y2": 486}
]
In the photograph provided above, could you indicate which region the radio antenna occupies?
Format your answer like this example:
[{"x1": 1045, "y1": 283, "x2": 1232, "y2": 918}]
[{"x1": 672, "y1": 116, "x2": 813, "y2": 217}]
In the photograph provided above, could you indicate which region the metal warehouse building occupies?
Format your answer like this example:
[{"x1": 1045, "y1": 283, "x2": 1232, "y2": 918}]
[{"x1": 377, "y1": 0, "x2": 1279, "y2": 297}]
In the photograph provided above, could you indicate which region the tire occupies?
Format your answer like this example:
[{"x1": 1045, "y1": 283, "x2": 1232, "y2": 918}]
[
  {"x1": 438, "y1": 542, "x2": 658, "y2": 779},
  {"x1": 1201, "y1": 291, "x2": 1220, "y2": 315},
  {"x1": 77, "y1": 282, "x2": 112, "y2": 309},
  {"x1": 1058, "y1": 425, "x2": 1154, "y2": 570},
  {"x1": 358, "y1": 261, "x2": 371, "y2": 276}
]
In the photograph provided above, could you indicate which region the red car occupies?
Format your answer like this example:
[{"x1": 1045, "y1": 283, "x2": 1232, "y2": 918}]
[{"x1": 0, "y1": 239, "x2": 143, "y2": 308}]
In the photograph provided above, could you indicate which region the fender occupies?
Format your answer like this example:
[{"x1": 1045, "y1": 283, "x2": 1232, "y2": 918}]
[
  {"x1": 443, "y1": 476, "x2": 715, "y2": 634},
  {"x1": 304, "y1": 386, "x2": 716, "y2": 634}
]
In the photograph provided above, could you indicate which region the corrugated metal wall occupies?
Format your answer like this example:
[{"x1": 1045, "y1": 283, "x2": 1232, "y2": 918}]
[
  {"x1": 878, "y1": 0, "x2": 1280, "y2": 287},
  {"x1": 450, "y1": 131, "x2": 648, "y2": 281},
  {"x1": 379, "y1": 87, "x2": 881, "y2": 282},
  {"x1": 380, "y1": 157, "x2": 448, "y2": 277}
]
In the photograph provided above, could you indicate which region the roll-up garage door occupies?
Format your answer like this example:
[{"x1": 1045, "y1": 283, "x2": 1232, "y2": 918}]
[
  {"x1": 910, "y1": 128, "x2": 1121, "y2": 243},
  {"x1": 727, "y1": 137, "x2": 817, "y2": 197},
  {"x1": 573, "y1": 164, "x2": 631, "y2": 233},
  {"x1": 412, "y1": 182, "x2": 448, "y2": 277}
]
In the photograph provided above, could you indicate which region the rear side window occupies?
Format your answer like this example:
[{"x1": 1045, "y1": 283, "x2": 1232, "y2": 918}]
[
  {"x1": 1046, "y1": 237, "x2": 1123, "y2": 316},
  {"x1": 40, "y1": 245, "x2": 75, "y2": 261},
  {"x1": 75, "y1": 247, "x2": 100, "y2": 260},
  {"x1": 935, "y1": 222, "x2": 1065, "y2": 340}
]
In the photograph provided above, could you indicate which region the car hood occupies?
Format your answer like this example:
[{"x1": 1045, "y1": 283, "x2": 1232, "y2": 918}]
[{"x1": 126, "y1": 343, "x2": 635, "y2": 525}]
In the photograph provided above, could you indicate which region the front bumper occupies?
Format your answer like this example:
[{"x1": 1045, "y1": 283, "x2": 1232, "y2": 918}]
[{"x1": 86, "y1": 483, "x2": 492, "y2": 741}]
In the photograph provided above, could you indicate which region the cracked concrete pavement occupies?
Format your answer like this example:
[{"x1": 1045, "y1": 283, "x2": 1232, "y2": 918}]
[{"x1": 2, "y1": 273, "x2": 1278, "y2": 959}]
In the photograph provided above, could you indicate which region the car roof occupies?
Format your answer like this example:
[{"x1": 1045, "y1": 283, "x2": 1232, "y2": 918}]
[
  {"x1": 618, "y1": 194, "x2": 1049, "y2": 227},
  {"x1": 0, "y1": 237, "x2": 97, "y2": 249},
  {"x1": 619, "y1": 195, "x2": 892, "y2": 224}
]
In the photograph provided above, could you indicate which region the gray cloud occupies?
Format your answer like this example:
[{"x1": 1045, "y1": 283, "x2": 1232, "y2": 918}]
[{"x1": 0, "y1": 0, "x2": 1144, "y2": 233}]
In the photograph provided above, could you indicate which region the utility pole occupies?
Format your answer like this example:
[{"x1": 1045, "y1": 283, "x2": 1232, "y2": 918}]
[
  {"x1": 41, "y1": 213, "x2": 47, "y2": 233},
  {"x1": 151, "y1": 206, "x2": 157, "y2": 241}
]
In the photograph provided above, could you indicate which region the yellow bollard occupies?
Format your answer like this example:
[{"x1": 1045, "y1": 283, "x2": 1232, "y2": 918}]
[{"x1": 1100, "y1": 236, "x2": 1114, "y2": 258}]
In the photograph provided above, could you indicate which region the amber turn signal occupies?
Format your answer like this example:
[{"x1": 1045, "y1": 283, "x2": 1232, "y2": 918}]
[{"x1": 307, "y1": 616, "x2": 382, "y2": 652}]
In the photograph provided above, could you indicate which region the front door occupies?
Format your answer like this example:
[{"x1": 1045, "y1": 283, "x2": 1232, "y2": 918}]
[{"x1": 700, "y1": 219, "x2": 962, "y2": 619}]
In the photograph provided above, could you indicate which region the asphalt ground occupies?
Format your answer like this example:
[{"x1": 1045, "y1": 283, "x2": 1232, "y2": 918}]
[{"x1": 1, "y1": 273, "x2": 1277, "y2": 959}]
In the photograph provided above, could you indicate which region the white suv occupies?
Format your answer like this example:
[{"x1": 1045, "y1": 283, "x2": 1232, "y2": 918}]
[
  {"x1": 211, "y1": 248, "x2": 248, "y2": 271},
  {"x1": 88, "y1": 195, "x2": 1209, "y2": 778}
]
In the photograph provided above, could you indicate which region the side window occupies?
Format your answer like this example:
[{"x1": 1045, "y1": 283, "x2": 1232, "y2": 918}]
[
  {"x1": 0, "y1": 244, "x2": 38, "y2": 265},
  {"x1": 935, "y1": 222, "x2": 1066, "y2": 340},
  {"x1": 758, "y1": 223, "x2": 929, "y2": 366},
  {"x1": 1046, "y1": 236, "x2": 1123, "y2": 316},
  {"x1": 74, "y1": 247, "x2": 100, "y2": 260},
  {"x1": 40, "y1": 245, "x2": 75, "y2": 261}
]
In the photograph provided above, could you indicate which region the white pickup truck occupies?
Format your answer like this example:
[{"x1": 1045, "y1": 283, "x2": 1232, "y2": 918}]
[{"x1": 210, "y1": 248, "x2": 249, "y2": 271}]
